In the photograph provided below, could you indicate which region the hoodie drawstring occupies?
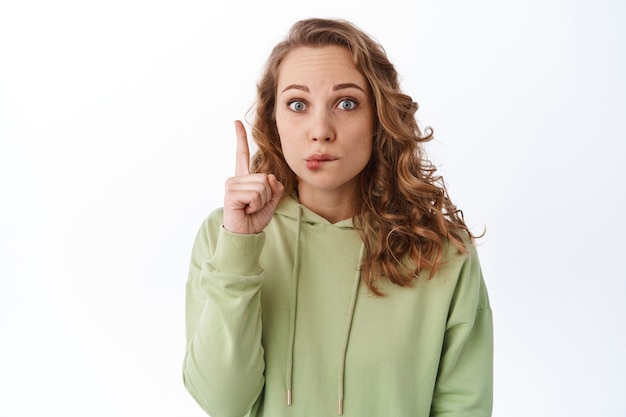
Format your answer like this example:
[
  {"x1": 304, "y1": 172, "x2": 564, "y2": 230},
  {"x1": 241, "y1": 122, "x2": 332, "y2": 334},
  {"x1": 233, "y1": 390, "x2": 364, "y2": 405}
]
[
  {"x1": 286, "y1": 205, "x2": 302, "y2": 406},
  {"x1": 285, "y1": 204, "x2": 364, "y2": 415},
  {"x1": 337, "y1": 243, "x2": 364, "y2": 415}
]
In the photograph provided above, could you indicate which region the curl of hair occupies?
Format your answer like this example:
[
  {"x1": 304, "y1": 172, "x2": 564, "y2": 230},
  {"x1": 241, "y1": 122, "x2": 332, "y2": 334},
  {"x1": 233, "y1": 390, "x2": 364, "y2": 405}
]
[{"x1": 250, "y1": 18, "x2": 478, "y2": 295}]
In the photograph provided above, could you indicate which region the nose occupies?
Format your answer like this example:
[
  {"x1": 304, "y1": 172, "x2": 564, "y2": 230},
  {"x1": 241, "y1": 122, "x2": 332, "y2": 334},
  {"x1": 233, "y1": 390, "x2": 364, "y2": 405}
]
[{"x1": 310, "y1": 109, "x2": 335, "y2": 142}]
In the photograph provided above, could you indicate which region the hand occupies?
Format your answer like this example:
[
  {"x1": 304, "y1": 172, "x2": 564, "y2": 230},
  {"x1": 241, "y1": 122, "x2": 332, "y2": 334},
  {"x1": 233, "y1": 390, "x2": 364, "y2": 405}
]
[{"x1": 223, "y1": 120, "x2": 284, "y2": 234}]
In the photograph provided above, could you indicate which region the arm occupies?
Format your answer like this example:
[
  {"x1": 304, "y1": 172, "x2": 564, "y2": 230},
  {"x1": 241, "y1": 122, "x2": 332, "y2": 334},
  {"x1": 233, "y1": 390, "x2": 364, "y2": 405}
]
[
  {"x1": 182, "y1": 213, "x2": 266, "y2": 417},
  {"x1": 182, "y1": 121, "x2": 283, "y2": 416},
  {"x1": 430, "y1": 246, "x2": 494, "y2": 417}
]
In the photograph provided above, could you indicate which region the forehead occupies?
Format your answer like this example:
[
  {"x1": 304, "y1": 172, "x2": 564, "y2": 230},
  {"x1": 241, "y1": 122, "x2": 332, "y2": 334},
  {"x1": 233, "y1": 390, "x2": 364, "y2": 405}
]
[{"x1": 277, "y1": 45, "x2": 367, "y2": 88}]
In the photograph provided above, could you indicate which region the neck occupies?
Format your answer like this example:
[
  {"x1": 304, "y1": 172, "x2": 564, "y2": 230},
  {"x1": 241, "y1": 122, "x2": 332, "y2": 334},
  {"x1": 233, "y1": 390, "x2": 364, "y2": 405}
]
[{"x1": 296, "y1": 186, "x2": 357, "y2": 224}]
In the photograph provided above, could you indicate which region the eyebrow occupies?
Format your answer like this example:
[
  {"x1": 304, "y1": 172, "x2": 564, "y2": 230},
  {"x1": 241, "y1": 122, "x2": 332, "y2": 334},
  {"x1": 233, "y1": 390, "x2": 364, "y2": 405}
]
[
  {"x1": 333, "y1": 83, "x2": 366, "y2": 93},
  {"x1": 280, "y1": 83, "x2": 366, "y2": 93},
  {"x1": 281, "y1": 84, "x2": 309, "y2": 93}
]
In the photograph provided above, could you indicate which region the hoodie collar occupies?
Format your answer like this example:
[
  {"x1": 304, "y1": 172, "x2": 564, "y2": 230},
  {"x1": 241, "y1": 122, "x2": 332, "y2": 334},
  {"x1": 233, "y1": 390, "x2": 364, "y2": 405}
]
[{"x1": 274, "y1": 194, "x2": 355, "y2": 229}]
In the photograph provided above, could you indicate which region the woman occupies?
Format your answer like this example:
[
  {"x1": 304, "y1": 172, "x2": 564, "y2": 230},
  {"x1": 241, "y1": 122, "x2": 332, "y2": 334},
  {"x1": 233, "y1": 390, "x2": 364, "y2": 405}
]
[{"x1": 183, "y1": 18, "x2": 493, "y2": 417}]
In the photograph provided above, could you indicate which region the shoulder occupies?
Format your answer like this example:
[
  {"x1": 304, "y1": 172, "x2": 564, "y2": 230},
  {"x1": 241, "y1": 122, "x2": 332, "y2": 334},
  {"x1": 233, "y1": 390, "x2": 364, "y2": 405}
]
[
  {"x1": 438, "y1": 237, "x2": 491, "y2": 324},
  {"x1": 436, "y1": 233, "x2": 479, "y2": 275}
]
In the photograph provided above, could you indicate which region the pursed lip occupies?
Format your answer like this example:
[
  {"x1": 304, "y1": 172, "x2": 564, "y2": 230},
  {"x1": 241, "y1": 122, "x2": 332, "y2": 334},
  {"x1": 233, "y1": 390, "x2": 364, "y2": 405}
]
[{"x1": 305, "y1": 153, "x2": 338, "y2": 162}]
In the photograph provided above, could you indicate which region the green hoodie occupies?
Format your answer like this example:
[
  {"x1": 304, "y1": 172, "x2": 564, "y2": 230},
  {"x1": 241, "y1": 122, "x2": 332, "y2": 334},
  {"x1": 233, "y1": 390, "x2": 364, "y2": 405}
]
[{"x1": 183, "y1": 195, "x2": 493, "y2": 417}]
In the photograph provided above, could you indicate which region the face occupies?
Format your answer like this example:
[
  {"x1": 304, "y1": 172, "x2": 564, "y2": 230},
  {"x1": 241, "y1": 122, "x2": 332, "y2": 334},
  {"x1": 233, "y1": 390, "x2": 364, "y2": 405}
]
[{"x1": 275, "y1": 45, "x2": 375, "y2": 200}]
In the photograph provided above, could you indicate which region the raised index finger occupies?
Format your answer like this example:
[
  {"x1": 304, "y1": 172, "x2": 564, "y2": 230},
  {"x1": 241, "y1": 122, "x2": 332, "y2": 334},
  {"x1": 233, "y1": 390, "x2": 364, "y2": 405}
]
[{"x1": 234, "y1": 120, "x2": 251, "y2": 177}]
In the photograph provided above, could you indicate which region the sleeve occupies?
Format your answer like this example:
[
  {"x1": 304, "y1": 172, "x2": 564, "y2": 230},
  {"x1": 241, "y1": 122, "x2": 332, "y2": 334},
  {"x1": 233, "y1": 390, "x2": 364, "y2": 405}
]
[
  {"x1": 182, "y1": 211, "x2": 266, "y2": 417},
  {"x1": 430, "y1": 245, "x2": 494, "y2": 417}
]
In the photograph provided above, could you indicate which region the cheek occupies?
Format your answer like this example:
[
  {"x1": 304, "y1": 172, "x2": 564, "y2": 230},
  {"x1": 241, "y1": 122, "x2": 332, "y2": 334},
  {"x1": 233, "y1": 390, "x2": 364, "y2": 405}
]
[
  {"x1": 276, "y1": 120, "x2": 296, "y2": 152},
  {"x1": 275, "y1": 110, "x2": 290, "y2": 135},
  {"x1": 360, "y1": 145, "x2": 373, "y2": 168},
  {"x1": 278, "y1": 136, "x2": 298, "y2": 169},
  {"x1": 276, "y1": 120, "x2": 291, "y2": 149},
  {"x1": 358, "y1": 138, "x2": 374, "y2": 170}
]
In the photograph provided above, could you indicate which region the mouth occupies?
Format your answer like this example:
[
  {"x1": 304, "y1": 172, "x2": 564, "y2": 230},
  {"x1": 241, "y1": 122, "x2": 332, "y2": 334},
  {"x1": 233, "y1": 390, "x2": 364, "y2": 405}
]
[{"x1": 305, "y1": 153, "x2": 337, "y2": 170}]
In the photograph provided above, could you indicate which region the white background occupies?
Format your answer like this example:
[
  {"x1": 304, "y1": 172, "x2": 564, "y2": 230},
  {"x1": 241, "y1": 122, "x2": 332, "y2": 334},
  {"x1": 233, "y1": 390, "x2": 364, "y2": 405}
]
[{"x1": 1, "y1": 0, "x2": 624, "y2": 416}]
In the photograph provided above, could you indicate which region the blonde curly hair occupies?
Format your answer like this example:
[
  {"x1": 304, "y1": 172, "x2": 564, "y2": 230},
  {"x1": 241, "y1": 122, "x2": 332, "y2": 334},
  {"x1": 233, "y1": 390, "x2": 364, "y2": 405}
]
[{"x1": 250, "y1": 18, "x2": 476, "y2": 295}]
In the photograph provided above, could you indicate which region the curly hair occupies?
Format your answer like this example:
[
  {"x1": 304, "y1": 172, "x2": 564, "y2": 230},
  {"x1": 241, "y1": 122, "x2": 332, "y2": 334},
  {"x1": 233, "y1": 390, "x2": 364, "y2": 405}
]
[{"x1": 250, "y1": 18, "x2": 477, "y2": 295}]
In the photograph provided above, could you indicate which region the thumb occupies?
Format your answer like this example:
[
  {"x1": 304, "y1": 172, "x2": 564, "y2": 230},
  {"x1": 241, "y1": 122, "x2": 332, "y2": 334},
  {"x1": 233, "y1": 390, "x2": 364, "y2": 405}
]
[{"x1": 267, "y1": 174, "x2": 285, "y2": 201}]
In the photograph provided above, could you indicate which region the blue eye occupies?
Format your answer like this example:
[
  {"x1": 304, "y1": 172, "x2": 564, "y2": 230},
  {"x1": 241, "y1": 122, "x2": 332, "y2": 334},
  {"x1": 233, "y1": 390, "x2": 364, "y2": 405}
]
[
  {"x1": 288, "y1": 100, "x2": 307, "y2": 112},
  {"x1": 338, "y1": 99, "x2": 357, "y2": 110}
]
